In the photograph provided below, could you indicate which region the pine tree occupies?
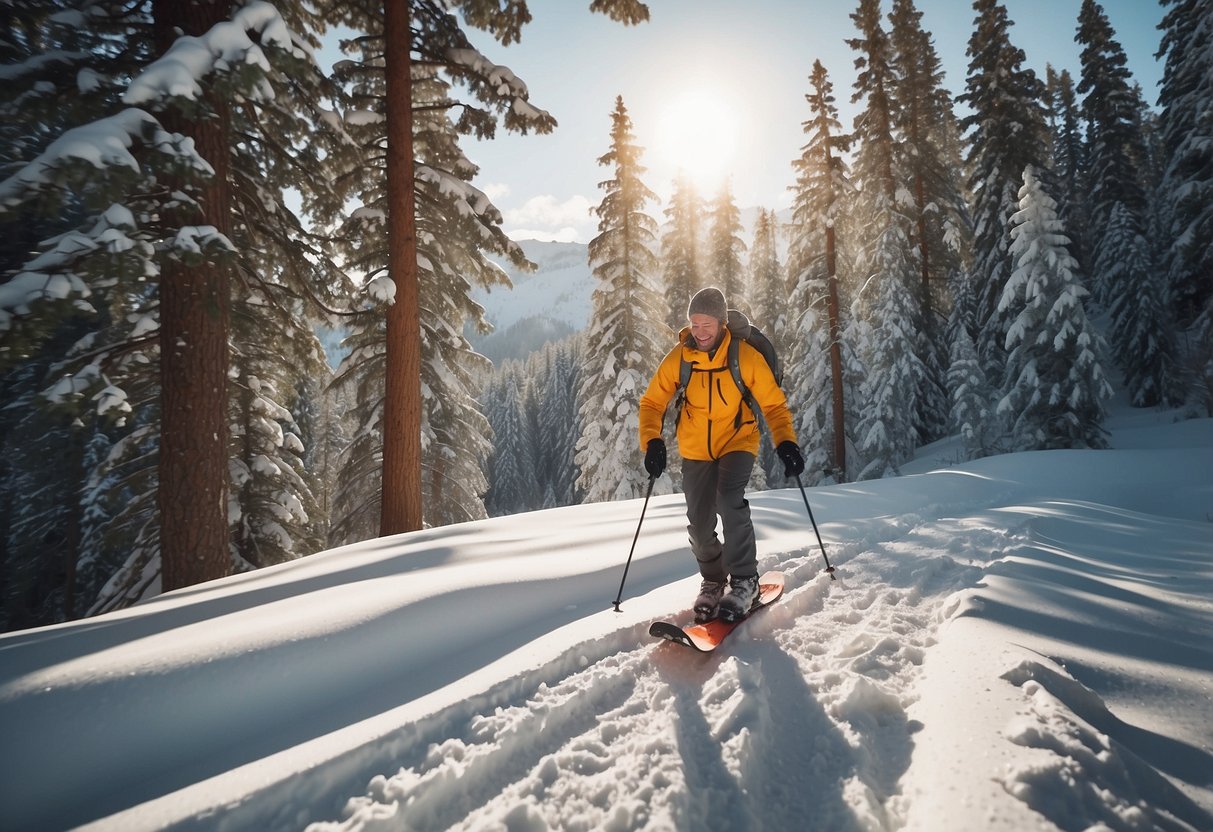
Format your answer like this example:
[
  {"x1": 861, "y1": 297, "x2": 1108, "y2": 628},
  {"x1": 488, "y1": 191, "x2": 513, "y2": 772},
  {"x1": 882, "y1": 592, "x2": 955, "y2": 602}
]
[
  {"x1": 576, "y1": 96, "x2": 665, "y2": 503},
  {"x1": 538, "y1": 338, "x2": 584, "y2": 506},
  {"x1": 0, "y1": 1, "x2": 339, "y2": 610},
  {"x1": 747, "y1": 208, "x2": 785, "y2": 483},
  {"x1": 323, "y1": 3, "x2": 557, "y2": 538},
  {"x1": 958, "y1": 0, "x2": 1049, "y2": 376},
  {"x1": 848, "y1": 0, "x2": 926, "y2": 477},
  {"x1": 889, "y1": 0, "x2": 965, "y2": 442},
  {"x1": 1156, "y1": 0, "x2": 1212, "y2": 338},
  {"x1": 749, "y1": 209, "x2": 785, "y2": 341},
  {"x1": 1102, "y1": 203, "x2": 1185, "y2": 407},
  {"x1": 325, "y1": 1, "x2": 653, "y2": 533},
  {"x1": 660, "y1": 173, "x2": 703, "y2": 331},
  {"x1": 1044, "y1": 65, "x2": 1090, "y2": 269},
  {"x1": 998, "y1": 167, "x2": 1112, "y2": 450},
  {"x1": 706, "y1": 181, "x2": 747, "y2": 307},
  {"x1": 947, "y1": 320, "x2": 995, "y2": 460},
  {"x1": 787, "y1": 59, "x2": 854, "y2": 481},
  {"x1": 1077, "y1": 0, "x2": 1182, "y2": 407},
  {"x1": 486, "y1": 368, "x2": 535, "y2": 517}
]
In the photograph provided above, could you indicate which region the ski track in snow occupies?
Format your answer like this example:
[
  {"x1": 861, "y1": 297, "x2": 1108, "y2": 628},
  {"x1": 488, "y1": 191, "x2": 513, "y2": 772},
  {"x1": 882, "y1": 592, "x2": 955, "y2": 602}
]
[{"x1": 297, "y1": 513, "x2": 1001, "y2": 832}]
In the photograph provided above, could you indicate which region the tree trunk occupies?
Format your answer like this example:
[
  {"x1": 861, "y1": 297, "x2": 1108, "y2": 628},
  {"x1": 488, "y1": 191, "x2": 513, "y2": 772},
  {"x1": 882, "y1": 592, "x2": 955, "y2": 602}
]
[
  {"x1": 62, "y1": 427, "x2": 84, "y2": 619},
  {"x1": 381, "y1": 0, "x2": 423, "y2": 535},
  {"x1": 153, "y1": 0, "x2": 233, "y2": 591},
  {"x1": 825, "y1": 224, "x2": 846, "y2": 481}
]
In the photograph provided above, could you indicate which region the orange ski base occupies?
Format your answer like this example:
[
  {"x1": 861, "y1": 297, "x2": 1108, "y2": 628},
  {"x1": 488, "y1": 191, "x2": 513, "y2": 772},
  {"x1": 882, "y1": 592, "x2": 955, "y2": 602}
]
[{"x1": 649, "y1": 571, "x2": 785, "y2": 652}]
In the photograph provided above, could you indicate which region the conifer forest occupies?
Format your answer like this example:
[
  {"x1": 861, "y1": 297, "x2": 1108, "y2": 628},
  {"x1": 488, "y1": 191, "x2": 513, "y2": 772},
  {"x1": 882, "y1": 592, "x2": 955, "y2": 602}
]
[{"x1": 1, "y1": 0, "x2": 1209, "y2": 632}]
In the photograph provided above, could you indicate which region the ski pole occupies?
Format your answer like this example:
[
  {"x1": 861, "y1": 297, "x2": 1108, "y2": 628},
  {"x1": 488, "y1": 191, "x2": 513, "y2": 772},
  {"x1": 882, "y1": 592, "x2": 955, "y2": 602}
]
[
  {"x1": 613, "y1": 474, "x2": 656, "y2": 612},
  {"x1": 795, "y1": 474, "x2": 836, "y2": 580}
]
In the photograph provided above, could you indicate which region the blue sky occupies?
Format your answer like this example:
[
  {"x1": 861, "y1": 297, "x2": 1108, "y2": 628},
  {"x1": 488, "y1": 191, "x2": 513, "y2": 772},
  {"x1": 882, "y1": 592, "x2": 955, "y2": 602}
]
[{"x1": 425, "y1": 1, "x2": 1167, "y2": 242}]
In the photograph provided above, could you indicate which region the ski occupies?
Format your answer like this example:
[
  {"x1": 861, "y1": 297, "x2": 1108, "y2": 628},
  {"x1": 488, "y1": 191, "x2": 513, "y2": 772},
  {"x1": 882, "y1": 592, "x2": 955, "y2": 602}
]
[{"x1": 649, "y1": 571, "x2": 785, "y2": 652}]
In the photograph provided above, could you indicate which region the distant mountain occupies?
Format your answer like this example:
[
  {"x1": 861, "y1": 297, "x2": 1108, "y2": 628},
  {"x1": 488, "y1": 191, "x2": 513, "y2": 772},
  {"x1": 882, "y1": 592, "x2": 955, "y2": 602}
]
[
  {"x1": 471, "y1": 239, "x2": 594, "y2": 363},
  {"x1": 477, "y1": 240, "x2": 594, "y2": 334}
]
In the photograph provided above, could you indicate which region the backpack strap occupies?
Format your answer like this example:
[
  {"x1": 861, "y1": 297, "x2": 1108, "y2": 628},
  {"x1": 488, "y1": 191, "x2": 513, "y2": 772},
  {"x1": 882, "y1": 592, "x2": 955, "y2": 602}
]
[{"x1": 725, "y1": 335, "x2": 755, "y2": 429}]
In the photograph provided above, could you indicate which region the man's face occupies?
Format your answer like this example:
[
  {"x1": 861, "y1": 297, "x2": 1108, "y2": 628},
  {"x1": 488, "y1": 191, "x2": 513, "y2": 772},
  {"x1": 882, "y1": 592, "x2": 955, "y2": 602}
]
[{"x1": 689, "y1": 313, "x2": 722, "y2": 350}]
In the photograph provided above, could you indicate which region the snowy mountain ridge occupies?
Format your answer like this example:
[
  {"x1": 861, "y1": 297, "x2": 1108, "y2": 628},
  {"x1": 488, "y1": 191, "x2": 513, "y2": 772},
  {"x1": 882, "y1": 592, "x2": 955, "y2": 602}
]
[{"x1": 478, "y1": 239, "x2": 594, "y2": 334}]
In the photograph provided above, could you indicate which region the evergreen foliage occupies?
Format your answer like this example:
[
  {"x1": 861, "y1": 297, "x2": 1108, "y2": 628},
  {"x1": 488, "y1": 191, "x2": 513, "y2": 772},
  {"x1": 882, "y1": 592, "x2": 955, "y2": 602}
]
[
  {"x1": 848, "y1": 0, "x2": 927, "y2": 477},
  {"x1": 958, "y1": 0, "x2": 1049, "y2": 375},
  {"x1": 576, "y1": 97, "x2": 665, "y2": 503},
  {"x1": 998, "y1": 167, "x2": 1112, "y2": 450},
  {"x1": 1076, "y1": 0, "x2": 1183, "y2": 407},
  {"x1": 1156, "y1": 0, "x2": 1213, "y2": 335},
  {"x1": 705, "y1": 182, "x2": 748, "y2": 308},
  {"x1": 787, "y1": 60, "x2": 857, "y2": 483},
  {"x1": 889, "y1": 0, "x2": 966, "y2": 442},
  {"x1": 946, "y1": 319, "x2": 995, "y2": 460},
  {"x1": 322, "y1": 0, "x2": 556, "y2": 540},
  {"x1": 0, "y1": 0, "x2": 338, "y2": 615},
  {"x1": 660, "y1": 174, "x2": 703, "y2": 331},
  {"x1": 1044, "y1": 66, "x2": 1090, "y2": 269}
]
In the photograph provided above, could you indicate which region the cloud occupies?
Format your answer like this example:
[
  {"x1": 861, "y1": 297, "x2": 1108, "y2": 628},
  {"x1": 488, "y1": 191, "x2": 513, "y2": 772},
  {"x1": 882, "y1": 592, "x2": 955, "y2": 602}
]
[
  {"x1": 481, "y1": 182, "x2": 511, "y2": 201},
  {"x1": 503, "y1": 194, "x2": 595, "y2": 241}
]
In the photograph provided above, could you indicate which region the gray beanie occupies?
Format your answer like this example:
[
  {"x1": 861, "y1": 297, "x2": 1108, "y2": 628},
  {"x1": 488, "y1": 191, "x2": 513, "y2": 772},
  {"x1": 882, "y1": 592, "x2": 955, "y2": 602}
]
[{"x1": 687, "y1": 287, "x2": 728, "y2": 322}]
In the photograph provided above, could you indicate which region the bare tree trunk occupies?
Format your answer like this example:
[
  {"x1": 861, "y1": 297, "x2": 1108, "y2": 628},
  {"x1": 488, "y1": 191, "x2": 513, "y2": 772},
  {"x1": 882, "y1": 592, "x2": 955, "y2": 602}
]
[
  {"x1": 153, "y1": 0, "x2": 233, "y2": 591},
  {"x1": 825, "y1": 225, "x2": 846, "y2": 481},
  {"x1": 381, "y1": 0, "x2": 423, "y2": 535}
]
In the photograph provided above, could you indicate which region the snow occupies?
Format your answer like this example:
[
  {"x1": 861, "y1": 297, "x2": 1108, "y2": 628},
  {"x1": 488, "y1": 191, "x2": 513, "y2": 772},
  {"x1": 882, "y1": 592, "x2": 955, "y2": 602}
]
[
  {"x1": 0, "y1": 404, "x2": 1211, "y2": 831},
  {"x1": 123, "y1": 1, "x2": 304, "y2": 108}
]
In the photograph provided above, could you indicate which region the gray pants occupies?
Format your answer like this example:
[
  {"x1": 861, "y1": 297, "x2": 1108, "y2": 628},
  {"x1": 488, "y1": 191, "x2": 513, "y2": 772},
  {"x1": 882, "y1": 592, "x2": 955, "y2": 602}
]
[{"x1": 682, "y1": 451, "x2": 757, "y2": 582}]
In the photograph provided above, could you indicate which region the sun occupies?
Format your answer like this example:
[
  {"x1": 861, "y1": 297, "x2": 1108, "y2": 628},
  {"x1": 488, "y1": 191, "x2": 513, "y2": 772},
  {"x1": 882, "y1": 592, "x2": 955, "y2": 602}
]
[{"x1": 652, "y1": 89, "x2": 738, "y2": 193}]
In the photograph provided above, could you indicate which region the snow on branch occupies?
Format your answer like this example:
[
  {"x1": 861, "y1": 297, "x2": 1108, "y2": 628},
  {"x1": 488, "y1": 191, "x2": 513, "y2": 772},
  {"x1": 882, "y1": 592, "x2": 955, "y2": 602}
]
[
  {"x1": 123, "y1": 0, "x2": 310, "y2": 109},
  {"x1": 445, "y1": 46, "x2": 555, "y2": 133},
  {"x1": 0, "y1": 49, "x2": 91, "y2": 82},
  {"x1": 0, "y1": 204, "x2": 146, "y2": 331},
  {"x1": 0, "y1": 109, "x2": 211, "y2": 206},
  {"x1": 415, "y1": 164, "x2": 499, "y2": 222}
]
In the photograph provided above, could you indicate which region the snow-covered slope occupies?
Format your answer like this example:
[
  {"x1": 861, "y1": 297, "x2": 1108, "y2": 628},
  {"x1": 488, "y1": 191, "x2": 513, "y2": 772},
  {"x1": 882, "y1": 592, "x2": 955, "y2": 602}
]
[
  {"x1": 1, "y1": 407, "x2": 1211, "y2": 831},
  {"x1": 477, "y1": 239, "x2": 594, "y2": 333}
]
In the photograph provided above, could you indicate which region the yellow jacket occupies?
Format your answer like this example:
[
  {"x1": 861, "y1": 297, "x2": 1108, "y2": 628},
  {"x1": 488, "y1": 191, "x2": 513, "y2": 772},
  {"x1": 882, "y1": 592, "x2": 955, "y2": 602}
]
[{"x1": 639, "y1": 327, "x2": 797, "y2": 461}]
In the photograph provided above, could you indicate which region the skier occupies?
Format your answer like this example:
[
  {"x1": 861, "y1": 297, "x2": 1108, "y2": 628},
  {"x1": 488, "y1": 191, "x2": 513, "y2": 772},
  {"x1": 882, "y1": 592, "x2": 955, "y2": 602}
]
[{"x1": 639, "y1": 286, "x2": 805, "y2": 622}]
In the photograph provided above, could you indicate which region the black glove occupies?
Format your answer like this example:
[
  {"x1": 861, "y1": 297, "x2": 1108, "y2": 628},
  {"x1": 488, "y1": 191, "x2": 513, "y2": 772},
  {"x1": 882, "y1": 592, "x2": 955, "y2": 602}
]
[
  {"x1": 776, "y1": 440, "x2": 805, "y2": 478},
  {"x1": 644, "y1": 438, "x2": 667, "y2": 478}
]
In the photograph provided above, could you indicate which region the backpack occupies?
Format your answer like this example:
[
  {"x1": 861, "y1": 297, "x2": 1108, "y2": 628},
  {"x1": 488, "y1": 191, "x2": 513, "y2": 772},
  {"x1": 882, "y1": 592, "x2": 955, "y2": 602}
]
[{"x1": 676, "y1": 309, "x2": 782, "y2": 430}]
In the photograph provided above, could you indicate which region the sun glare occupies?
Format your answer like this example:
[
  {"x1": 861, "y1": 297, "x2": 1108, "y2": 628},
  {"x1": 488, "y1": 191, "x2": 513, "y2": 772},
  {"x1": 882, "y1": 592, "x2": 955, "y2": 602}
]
[{"x1": 652, "y1": 89, "x2": 738, "y2": 193}]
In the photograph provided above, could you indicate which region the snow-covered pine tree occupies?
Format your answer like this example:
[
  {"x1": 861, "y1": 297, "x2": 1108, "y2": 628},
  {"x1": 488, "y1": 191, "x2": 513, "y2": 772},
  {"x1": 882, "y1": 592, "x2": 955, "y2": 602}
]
[
  {"x1": 1043, "y1": 66, "x2": 1090, "y2": 270},
  {"x1": 576, "y1": 96, "x2": 665, "y2": 503},
  {"x1": 1102, "y1": 203, "x2": 1185, "y2": 407},
  {"x1": 0, "y1": 1, "x2": 340, "y2": 611},
  {"x1": 322, "y1": 3, "x2": 561, "y2": 539},
  {"x1": 705, "y1": 181, "x2": 748, "y2": 308},
  {"x1": 749, "y1": 209, "x2": 785, "y2": 342},
  {"x1": 537, "y1": 337, "x2": 584, "y2": 507},
  {"x1": 787, "y1": 59, "x2": 855, "y2": 482},
  {"x1": 958, "y1": 0, "x2": 1049, "y2": 377},
  {"x1": 998, "y1": 166, "x2": 1112, "y2": 450},
  {"x1": 889, "y1": 0, "x2": 967, "y2": 443},
  {"x1": 848, "y1": 0, "x2": 927, "y2": 478},
  {"x1": 485, "y1": 367, "x2": 535, "y2": 517},
  {"x1": 1076, "y1": 0, "x2": 1183, "y2": 407},
  {"x1": 1077, "y1": 0, "x2": 1153, "y2": 265},
  {"x1": 747, "y1": 208, "x2": 785, "y2": 482},
  {"x1": 660, "y1": 172, "x2": 703, "y2": 332},
  {"x1": 228, "y1": 343, "x2": 319, "y2": 570},
  {"x1": 946, "y1": 318, "x2": 995, "y2": 460},
  {"x1": 1155, "y1": 0, "x2": 1212, "y2": 409}
]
